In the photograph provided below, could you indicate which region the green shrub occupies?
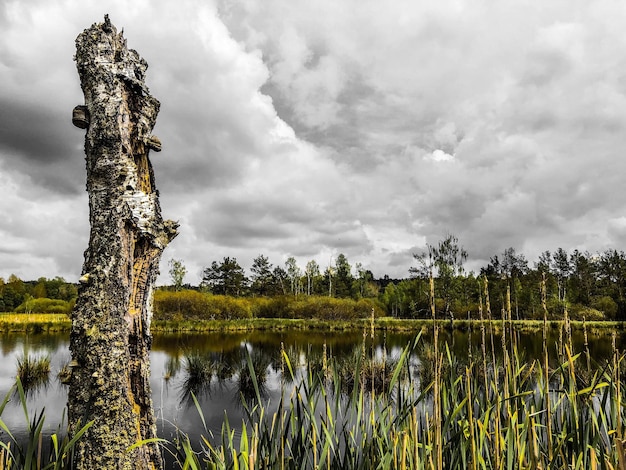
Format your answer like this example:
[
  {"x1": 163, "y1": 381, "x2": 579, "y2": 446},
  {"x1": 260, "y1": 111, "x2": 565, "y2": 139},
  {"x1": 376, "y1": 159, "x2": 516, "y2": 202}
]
[
  {"x1": 249, "y1": 296, "x2": 291, "y2": 318},
  {"x1": 355, "y1": 298, "x2": 386, "y2": 317},
  {"x1": 247, "y1": 296, "x2": 274, "y2": 318},
  {"x1": 154, "y1": 290, "x2": 208, "y2": 320},
  {"x1": 154, "y1": 291, "x2": 386, "y2": 321},
  {"x1": 204, "y1": 295, "x2": 252, "y2": 320},
  {"x1": 288, "y1": 296, "x2": 384, "y2": 320},
  {"x1": 14, "y1": 298, "x2": 73, "y2": 314},
  {"x1": 545, "y1": 297, "x2": 568, "y2": 319},
  {"x1": 450, "y1": 300, "x2": 480, "y2": 319},
  {"x1": 154, "y1": 290, "x2": 252, "y2": 320},
  {"x1": 590, "y1": 296, "x2": 618, "y2": 319},
  {"x1": 567, "y1": 303, "x2": 606, "y2": 321}
]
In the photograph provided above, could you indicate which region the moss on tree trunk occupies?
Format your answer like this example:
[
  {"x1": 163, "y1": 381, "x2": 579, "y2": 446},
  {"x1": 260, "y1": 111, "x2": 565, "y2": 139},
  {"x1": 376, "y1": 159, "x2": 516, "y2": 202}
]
[{"x1": 69, "y1": 15, "x2": 177, "y2": 469}]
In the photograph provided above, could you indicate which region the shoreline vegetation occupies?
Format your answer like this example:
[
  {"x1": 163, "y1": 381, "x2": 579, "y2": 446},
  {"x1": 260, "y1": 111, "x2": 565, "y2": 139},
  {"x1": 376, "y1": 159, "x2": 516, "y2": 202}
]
[
  {"x1": 6, "y1": 241, "x2": 626, "y2": 329},
  {"x1": 2, "y1": 311, "x2": 626, "y2": 334},
  {"x1": 7, "y1": 243, "x2": 626, "y2": 326}
]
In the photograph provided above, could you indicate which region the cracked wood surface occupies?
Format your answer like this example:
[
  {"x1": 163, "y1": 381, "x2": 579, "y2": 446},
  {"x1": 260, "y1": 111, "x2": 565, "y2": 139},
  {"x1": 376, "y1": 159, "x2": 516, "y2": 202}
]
[{"x1": 69, "y1": 15, "x2": 178, "y2": 469}]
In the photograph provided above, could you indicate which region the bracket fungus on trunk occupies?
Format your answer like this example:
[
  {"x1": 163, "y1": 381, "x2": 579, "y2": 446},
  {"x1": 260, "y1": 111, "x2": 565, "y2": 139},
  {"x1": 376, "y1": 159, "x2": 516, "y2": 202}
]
[
  {"x1": 69, "y1": 15, "x2": 178, "y2": 469},
  {"x1": 72, "y1": 105, "x2": 90, "y2": 129}
]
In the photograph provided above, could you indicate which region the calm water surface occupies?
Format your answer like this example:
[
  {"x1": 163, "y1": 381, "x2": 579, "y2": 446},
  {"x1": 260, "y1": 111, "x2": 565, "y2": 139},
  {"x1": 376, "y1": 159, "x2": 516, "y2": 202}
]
[{"x1": 0, "y1": 327, "x2": 624, "y2": 446}]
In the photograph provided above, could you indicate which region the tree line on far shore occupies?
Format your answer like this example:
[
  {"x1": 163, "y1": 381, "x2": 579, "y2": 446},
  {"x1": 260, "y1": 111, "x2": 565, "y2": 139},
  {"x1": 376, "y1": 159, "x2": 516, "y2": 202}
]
[
  {"x1": 167, "y1": 236, "x2": 626, "y2": 321},
  {"x1": 4, "y1": 235, "x2": 626, "y2": 320},
  {"x1": 0, "y1": 275, "x2": 76, "y2": 314}
]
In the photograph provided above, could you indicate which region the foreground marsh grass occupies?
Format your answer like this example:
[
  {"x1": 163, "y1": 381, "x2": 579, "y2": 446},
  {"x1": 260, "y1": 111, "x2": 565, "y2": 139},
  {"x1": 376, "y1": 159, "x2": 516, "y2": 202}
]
[
  {"x1": 173, "y1": 325, "x2": 626, "y2": 469},
  {"x1": 0, "y1": 379, "x2": 92, "y2": 469},
  {"x1": 5, "y1": 318, "x2": 626, "y2": 468}
]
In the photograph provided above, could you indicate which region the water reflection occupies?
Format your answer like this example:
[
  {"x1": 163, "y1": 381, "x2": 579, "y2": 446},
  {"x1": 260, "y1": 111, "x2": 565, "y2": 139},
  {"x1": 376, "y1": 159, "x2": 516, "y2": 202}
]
[
  {"x1": 163, "y1": 355, "x2": 181, "y2": 381},
  {"x1": 180, "y1": 352, "x2": 214, "y2": 403},
  {"x1": 177, "y1": 346, "x2": 275, "y2": 408}
]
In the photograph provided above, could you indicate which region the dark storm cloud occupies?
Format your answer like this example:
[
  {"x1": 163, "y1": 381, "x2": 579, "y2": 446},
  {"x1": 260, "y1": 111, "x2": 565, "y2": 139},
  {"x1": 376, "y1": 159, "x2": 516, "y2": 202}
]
[
  {"x1": 0, "y1": 98, "x2": 84, "y2": 194},
  {"x1": 209, "y1": 222, "x2": 291, "y2": 248}
]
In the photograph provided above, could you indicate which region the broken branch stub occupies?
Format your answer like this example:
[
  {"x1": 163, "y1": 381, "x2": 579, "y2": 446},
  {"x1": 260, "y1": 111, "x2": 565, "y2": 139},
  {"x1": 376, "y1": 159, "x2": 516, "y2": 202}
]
[{"x1": 69, "y1": 15, "x2": 178, "y2": 469}]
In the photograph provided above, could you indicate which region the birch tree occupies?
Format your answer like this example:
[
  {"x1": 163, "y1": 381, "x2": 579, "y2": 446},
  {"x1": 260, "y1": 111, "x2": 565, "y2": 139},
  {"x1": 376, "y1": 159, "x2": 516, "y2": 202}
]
[{"x1": 69, "y1": 16, "x2": 177, "y2": 469}]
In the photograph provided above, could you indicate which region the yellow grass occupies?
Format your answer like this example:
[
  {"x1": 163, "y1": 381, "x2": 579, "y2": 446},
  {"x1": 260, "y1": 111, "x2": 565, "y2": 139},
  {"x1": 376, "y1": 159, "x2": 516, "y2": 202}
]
[
  {"x1": 0, "y1": 313, "x2": 69, "y2": 323},
  {"x1": 0, "y1": 313, "x2": 71, "y2": 332}
]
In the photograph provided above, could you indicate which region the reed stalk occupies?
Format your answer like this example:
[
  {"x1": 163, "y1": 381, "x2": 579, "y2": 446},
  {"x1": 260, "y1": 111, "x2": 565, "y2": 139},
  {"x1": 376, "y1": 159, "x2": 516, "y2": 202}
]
[
  {"x1": 429, "y1": 271, "x2": 443, "y2": 470},
  {"x1": 478, "y1": 280, "x2": 489, "y2": 397},
  {"x1": 583, "y1": 316, "x2": 591, "y2": 374},
  {"x1": 541, "y1": 271, "x2": 553, "y2": 461}
]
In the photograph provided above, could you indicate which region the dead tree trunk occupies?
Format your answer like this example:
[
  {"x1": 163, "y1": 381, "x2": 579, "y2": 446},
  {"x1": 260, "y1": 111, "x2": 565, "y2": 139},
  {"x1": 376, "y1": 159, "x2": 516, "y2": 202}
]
[{"x1": 69, "y1": 15, "x2": 178, "y2": 469}]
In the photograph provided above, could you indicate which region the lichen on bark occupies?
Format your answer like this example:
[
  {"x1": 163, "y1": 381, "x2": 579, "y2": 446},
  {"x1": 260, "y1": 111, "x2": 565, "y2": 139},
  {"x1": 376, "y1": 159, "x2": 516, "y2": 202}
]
[{"x1": 69, "y1": 15, "x2": 177, "y2": 469}]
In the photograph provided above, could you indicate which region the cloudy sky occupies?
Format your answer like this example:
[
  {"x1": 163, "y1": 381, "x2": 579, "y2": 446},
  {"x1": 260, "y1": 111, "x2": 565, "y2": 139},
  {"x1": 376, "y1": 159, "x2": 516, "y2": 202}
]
[{"x1": 2, "y1": 0, "x2": 626, "y2": 284}]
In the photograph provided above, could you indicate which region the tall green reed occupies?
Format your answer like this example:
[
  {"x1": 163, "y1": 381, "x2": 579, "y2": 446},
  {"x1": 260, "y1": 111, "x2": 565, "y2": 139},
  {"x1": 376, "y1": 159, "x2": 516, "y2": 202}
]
[
  {"x1": 173, "y1": 314, "x2": 626, "y2": 469},
  {"x1": 0, "y1": 378, "x2": 92, "y2": 469}
]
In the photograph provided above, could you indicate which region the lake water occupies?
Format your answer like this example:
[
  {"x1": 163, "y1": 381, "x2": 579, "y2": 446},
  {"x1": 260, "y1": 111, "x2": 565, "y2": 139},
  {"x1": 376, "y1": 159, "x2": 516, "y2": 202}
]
[{"x1": 0, "y1": 326, "x2": 623, "y2": 455}]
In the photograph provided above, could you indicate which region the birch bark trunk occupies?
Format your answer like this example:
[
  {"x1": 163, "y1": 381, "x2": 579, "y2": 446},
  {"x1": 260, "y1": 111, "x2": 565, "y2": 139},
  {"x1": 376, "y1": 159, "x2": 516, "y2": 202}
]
[{"x1": 69, "y1": 15, "x2": 178, "y2": 469}]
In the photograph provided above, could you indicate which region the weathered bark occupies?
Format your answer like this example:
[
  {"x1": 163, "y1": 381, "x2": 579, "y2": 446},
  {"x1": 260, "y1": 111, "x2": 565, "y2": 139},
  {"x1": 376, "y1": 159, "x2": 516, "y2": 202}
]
[{"x1": 69, "y1": 15, "x2": 177, "y2": 469}]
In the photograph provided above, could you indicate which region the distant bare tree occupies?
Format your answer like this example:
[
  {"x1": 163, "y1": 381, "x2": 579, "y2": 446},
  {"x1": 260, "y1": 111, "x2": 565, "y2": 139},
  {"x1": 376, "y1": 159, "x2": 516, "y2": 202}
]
[
  {"x1": 169, "y1": 259, "x2": 187, "y2": 291},
  {"x1": 412, "y1": 234, "x2": 467, "y2": 323}
]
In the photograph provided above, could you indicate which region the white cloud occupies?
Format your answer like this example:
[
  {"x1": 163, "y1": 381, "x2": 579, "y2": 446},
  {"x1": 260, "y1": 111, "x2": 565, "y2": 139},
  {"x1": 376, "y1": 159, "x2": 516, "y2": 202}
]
[{"x1": 426, "y1": 150, "x2": 455, "y2": 162}]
